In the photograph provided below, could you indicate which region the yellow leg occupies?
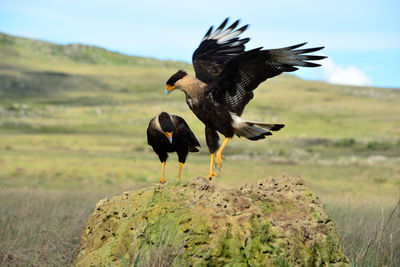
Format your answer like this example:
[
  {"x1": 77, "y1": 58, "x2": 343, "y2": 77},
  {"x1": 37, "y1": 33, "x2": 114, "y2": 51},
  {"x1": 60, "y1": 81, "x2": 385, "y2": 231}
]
[
  {"x1": 177, "y1": 162, "x2": 183, "y2": 181},
  {"x1": 215, "y1": 137, "x2": 230, "y2": 168},
  {"x1": 206, "y1": 153, "x2": 218, "y2": 180},
  {"x1": 159, "y1": 162, "x2": 166, "y2": 184}
]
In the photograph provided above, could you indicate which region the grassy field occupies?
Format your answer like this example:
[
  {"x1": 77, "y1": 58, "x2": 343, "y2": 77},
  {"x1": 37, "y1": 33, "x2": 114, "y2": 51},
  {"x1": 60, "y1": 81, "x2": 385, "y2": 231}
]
[{"x1": 0, "y1": 32, "x2": 399, "y2": 266}]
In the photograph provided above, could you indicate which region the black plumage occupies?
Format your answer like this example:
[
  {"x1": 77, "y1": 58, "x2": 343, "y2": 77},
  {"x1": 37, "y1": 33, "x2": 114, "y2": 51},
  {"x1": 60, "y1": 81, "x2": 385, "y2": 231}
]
[
  {"x1": 165, "y1": 18, "x2": 326, "y2": 179},
  {"x1": 147, "y1": 112, "x2": 200, "y2": 183}
]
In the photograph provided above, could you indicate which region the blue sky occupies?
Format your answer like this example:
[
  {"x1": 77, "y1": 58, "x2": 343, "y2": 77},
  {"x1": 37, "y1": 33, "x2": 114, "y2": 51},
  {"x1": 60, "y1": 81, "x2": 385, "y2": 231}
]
[{"x1": 1, "y1": 0, "x2": 399, "y2": 88}]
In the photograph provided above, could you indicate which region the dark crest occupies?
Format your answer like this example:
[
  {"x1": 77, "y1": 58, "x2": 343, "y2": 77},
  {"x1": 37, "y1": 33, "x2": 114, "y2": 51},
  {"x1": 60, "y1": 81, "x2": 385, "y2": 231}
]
[
  {"x1": 158, "y1": 112, "x2": 174, "y2": 132},
  {"x1": 166, "y1": 70, "x2": 187, "y2": 85}
]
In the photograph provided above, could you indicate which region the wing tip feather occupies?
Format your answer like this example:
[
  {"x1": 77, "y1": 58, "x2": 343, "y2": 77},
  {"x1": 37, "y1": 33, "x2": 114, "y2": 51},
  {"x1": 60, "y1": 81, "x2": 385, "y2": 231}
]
[
  {"x1": 217, "y1": 17, "x2": 229, "y2": 31},
  {"x1": 203, "y1": 26, "x2": 213, "y2": 40},
  {"x1": 227, "y1": 19, "x2": 240, "y2": 30}
]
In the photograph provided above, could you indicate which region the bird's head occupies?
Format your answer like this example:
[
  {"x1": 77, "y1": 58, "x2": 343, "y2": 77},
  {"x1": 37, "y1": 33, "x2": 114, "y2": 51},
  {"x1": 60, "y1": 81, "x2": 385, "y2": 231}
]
[
  {"x1": 165, "y1": 70, "x2": 187, "y2": 95},
  {"x1": 158, "y1": 112, "x2": 175, "y2": 143}
]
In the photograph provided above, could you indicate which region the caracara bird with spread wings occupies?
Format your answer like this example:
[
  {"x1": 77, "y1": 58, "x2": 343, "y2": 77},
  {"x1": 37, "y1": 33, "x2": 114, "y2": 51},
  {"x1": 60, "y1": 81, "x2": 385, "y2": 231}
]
[
  {"x1": 165, "y1": 18, "x2": 326, "y2": 180},
  {"x1": 147, "y1": 112, "x2": 200, "y2": 183}
]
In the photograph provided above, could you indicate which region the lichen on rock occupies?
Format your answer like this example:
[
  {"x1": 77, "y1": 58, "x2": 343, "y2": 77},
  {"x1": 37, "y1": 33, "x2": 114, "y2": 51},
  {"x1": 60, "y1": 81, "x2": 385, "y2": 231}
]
[{"x1": 74, "y1": 176, "x2": 349, "y2": 266}]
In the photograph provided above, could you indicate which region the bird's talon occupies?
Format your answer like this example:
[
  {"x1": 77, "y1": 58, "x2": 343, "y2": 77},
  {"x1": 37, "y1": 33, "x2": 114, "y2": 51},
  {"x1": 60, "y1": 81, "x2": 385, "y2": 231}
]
[
  {"x1": 215, "y1": 152, "x2": 224, "y2": 168},
  {"x1": 159, "y1": 178, "x2": 166, "y2": 184},
  {"x1": 206, "y1": 171, "x2": 218, "y2": 180}
]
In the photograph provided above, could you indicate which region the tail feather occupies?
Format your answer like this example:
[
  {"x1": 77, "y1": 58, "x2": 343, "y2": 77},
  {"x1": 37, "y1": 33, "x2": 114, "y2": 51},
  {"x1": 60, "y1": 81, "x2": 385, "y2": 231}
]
[
  {"x1": 189, "y1": 146, "x2": 199, "y2": 152},
  {"x1": 247, "y1": 122, "x2": 285, "y2": 131},
  {"x1": 231, "y1": 114, "x2": 285, "y2": 141}
]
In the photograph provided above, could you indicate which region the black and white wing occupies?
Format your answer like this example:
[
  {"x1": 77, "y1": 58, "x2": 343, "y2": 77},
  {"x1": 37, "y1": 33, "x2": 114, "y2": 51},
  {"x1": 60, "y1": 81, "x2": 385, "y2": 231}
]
[
  {"x1": 216, "y1": 43, "x2": 327, "y2": 115},
  {"x1": 192, "y1": 18, "x2": 249, "y2": 84}
]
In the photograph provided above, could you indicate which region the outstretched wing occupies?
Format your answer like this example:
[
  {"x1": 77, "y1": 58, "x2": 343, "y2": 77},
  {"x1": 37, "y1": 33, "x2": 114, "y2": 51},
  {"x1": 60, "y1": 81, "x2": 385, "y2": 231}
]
[
  {"x1": 173, "y1": 115, "x2": 201, "y2": 150},
  {"x1": 216, "y1": 43, "x2": 326, "y2": 115},
  {"x1": 192, "y1": 18, "x2": 249, "y2": 84}
]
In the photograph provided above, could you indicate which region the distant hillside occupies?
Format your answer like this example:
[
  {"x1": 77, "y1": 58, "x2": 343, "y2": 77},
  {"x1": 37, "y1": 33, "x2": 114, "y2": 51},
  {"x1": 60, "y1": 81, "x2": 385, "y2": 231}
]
[{"x1": 0, "y1": 32, "x2": 191, "y2": 69}]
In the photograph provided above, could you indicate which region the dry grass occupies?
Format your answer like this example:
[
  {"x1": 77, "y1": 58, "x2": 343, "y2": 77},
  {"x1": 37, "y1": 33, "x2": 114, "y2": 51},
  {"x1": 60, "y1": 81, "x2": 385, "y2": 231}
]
[
  {"x1": 121, "y1": 229, "x2": 191, "y2": 267},
  {"x1": 0, "y1": 188, "x2": 103, "y2": 266},
  {"x1": 325, "y1": 195, "x2": 400, "y2": 267}
]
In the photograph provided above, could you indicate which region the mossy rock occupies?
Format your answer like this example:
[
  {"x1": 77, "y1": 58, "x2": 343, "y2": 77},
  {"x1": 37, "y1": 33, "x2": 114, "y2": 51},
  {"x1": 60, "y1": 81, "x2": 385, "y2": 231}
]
[{"x1": 74, "y1": 176, "x2": 349, "y2": 266}]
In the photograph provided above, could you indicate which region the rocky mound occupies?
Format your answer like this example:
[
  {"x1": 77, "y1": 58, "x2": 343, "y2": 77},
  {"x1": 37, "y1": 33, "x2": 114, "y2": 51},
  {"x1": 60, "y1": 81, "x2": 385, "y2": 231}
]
[{"x1": 74, "y1": 176, "x2": 349, "y2": 266}]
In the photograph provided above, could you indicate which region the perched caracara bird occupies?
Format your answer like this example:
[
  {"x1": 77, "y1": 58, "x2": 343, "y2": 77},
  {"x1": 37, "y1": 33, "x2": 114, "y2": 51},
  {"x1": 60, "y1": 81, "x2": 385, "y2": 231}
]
[
  {"x1": 165, "y1": 18, "x2": 326, "y2": 180},
  {"x1": 147, "y1": 112, "x2": 200, "y2": 183}
]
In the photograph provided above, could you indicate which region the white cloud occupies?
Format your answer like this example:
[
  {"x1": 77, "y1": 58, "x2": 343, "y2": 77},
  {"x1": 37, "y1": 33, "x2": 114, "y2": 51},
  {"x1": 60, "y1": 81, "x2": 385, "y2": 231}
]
[{"x1": 320, "y1": 58, "x2": 371, "y2": 86}]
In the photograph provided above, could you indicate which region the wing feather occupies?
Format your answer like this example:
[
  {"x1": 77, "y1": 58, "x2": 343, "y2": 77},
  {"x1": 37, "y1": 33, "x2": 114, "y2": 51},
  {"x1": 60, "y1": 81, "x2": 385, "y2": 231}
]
[
  {"x1": 216, "y1": 44, "x2": 326, "y2": 115},
  {"x1": 192, "y1": 18, "x2": 249, "y2": 83},
  {"x1": 210, "y1": 18, "x2": 229, "y2": 39},
  {"x1": 173, "y1": 115, "x2": 201, "y2": 148}
]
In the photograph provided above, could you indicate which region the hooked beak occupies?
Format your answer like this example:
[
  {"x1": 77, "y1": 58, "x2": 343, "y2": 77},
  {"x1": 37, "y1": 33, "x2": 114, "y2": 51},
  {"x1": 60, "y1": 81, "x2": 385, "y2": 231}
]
[
  {"x1": 164, "y1": 132, "x2": 173, "y2": 143},
  {"x1": 165, "y1": 84, "x2": 175, "y2": 95}
]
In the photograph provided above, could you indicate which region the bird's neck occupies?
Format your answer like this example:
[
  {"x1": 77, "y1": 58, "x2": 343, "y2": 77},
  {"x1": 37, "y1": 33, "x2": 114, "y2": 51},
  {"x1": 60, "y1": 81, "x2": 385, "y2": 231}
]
[{"x1": 176, "y1": 75, "x2": 206, "y2": 99}]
